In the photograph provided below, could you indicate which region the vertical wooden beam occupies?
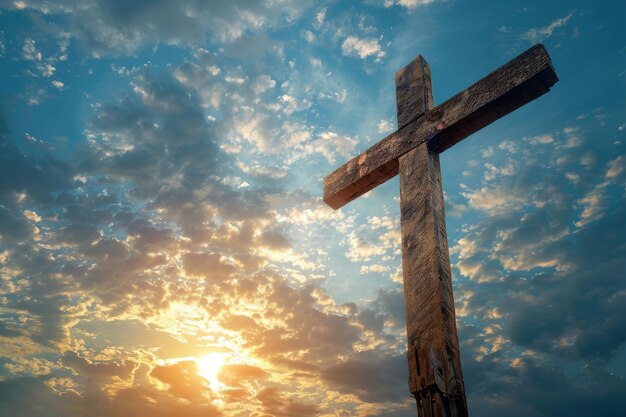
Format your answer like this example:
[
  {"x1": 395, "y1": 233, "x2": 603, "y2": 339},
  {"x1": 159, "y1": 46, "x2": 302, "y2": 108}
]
[
  {"x1": 396, "y1": 56, "x2": 468, "y2": 417},
  {"x1": 395, "y1": 55, "x2": 433, "y2": 130}
]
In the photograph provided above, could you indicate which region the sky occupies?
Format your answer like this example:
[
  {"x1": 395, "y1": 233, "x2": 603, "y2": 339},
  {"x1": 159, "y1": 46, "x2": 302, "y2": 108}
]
[{"x1": 0, "y1": 1, "x2": 624, "y2": 416}]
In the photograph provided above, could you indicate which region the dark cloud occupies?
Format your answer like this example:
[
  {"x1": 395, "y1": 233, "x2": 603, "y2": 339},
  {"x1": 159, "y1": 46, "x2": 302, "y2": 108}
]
[
  {"x1": 257, "y1": 282, "x2": 362, "y2": 359},
  {"x1": 0, "y1": 370, "x2": 224, "y2": 417},
  {"x1": 183, "y1": 252, "x2": 237, "y2": 281},
  {"x1": 87, "y1": 68, "x2": 224, "y2": 197},
  {"x1": 0, "y1": 205, "x2": 35, "y2": 244},
  {"x1": 0, "y1": 321, "x2": 21, "y2": 337},
  {"x1": 2, "y1": 243, "x2": 82, "y2": 349},
  {"x1": 0, "y1": 100, "x2": 77, "y2": 237},
  {"x1": 256, "y1": 387, "x2": 320, "y2": 417},
  {"x1": 505, "y1": 205, "x2": 625, "y2": 362},
  {"x1": 218, "y1": 363, "x2": 268, "y2": 387},
  {"x1": 62, "y1": 351, "x2": 135, "y2": 380},
  {"x1": 57, "y1": 223, "x2": 101, "y2": 245},
  {"x1": 258, "y1": 228, "x2": 291, "y2": 250},
  {"x1": 455, "y1": 139, "x2": 625, "y2": 364},
  {"x1": 150, "y1": 360, "x2": 209, "y2": 400},
  {"x1": 0, "y1": 377, "x2": 85, "y2": 417},
  {"x1": 322, "y1": 350, "x2": 410, "y2": 403},
  {"x1": 463, "y1": 355, "x2": 625, "y2": 417},
  {"x1": 372, "y1": 287, "x2": 406, "y2": 327},
  {"x1": 0, "y1": 138, "x2": 75, "y2": 207},
  {"x1": 448, "y1": 132, "x2": 626, "y2": 416}
]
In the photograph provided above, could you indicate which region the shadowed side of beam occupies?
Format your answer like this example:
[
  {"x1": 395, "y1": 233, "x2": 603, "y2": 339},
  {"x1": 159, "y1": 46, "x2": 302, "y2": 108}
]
[{"x1": 323, "y1": 43, "x2": 558, "y2": 210}]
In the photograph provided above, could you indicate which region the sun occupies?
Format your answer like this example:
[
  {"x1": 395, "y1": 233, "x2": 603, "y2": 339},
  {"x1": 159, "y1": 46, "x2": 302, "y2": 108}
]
[{"x1": 196, "y1": 353, "x2": 227, "y2": 390}]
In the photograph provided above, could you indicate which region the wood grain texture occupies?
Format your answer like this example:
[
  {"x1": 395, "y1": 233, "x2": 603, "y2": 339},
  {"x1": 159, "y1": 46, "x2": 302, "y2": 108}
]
[
  {"x1": 324, "y1": 43, "x2": 558, "y2": 210},
  {"x1": 396, "y1": 58, "x2": 467, "y2": 416},
  {"x1": 396, "y1": 55, "x2": 434, "y2": 130},
  {"x1": 400, "y1": 145, "x2": 467, "y2": 416}
]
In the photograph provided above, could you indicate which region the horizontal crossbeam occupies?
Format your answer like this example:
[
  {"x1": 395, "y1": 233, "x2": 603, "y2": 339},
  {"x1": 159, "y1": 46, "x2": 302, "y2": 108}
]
[{"x1": 323, "y1": 44, "x2": 558, "y2": 210}]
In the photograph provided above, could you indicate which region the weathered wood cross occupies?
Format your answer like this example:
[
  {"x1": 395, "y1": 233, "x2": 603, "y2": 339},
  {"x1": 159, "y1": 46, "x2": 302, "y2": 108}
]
[{"x1": 323, "y1": 44, "x2": 558, "y2": 416}]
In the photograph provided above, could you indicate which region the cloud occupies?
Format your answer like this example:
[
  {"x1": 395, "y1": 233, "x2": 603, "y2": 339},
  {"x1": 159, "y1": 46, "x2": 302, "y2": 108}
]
[
  {"x1": 575, "y1": 185, "x2": 605, "y2": 227},
  {"x1": 0, "y1": 3, "x2": 623, "y2": 417},
  {"x1": 452, "y1": 127, "x2": 625, "y2": 369},
  {"x1": 150, "y1": 360, "x2": 209, "y2": 400},
  {"x1": 360, "y1": 264, "x2": 389, "y2": 274},
  {"x1": 377, "y1": 119, "x2": 393, "y2": 133},
  {"x1": 461, "y1": 185, "x2": 524, "y2": 213},
  {"x1": 18, "y1": 33, "x2": 69, "y2": 82},
  {"x1": 314, "y1": 7, "x2": 326, "y2": 30},
  {"x1": 301, "y1": 29, "x2": 315, "y2": 43},
  {"x1": 385, "y1": 0, "x2": 446, "y2": 8},
  {"x1": 321, "y1": 351, "x2": 411, "y2": 404},
  {"x1": 304, "y1": 131, "x2": 358, "y2": 164},
  {"x1": 605, "y1": 155, "x2": 624, "y2": 178},
  {"x1": 256, "y1": 387, "x2": 320, "y2": 417},
  {"x1": 371, "y1": 287, "x2": 406, "y2": 328},
  {"x1": 62, "y1": 351, "x2": 135, "y2": 381},
  {"x1": 342, "y1": 36, "x2": 386, "y2": 60},
  {"x1": 0, "y1": 369, "x2": 225, "y2": 417},
  {"x1": 217, "y1": 364, "x2": 268, "y2": 387},
  {"x1": 21, "y1": 38, "x2": 41, "y2": 61},
  {"x1": 528, "y1": 134, "x2": 554, "y2": 145},
  {"x1": 87, "y1": 65, "x2": 224, "y2": 197},
  {"x1": 521, "y1": 11, "x2": 574, "y2": 43},
  {"x1": 182, "y1": 252, "x2": 237, "y2": 281},
  {"x1": 0, "y1": 51, "x2": 271, "y2": 358},
  {"x1": 344, "y1": 216, "x2": 400, "y2": 263},
  {"x1": 0, "y1": 205, "x2": 37, "y2": 244},
  {"x1": 3, "y1": 0, "x2": 314, "y2": 56},
  {"x1": 463, "y1": 355, "x2": 625, "y2": 417}
]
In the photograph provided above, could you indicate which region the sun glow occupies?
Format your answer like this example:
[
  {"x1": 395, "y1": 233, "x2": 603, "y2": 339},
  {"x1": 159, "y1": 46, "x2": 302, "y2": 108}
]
[{"x1": 197, "y1": 353, "x2": 227, "y2": 391}]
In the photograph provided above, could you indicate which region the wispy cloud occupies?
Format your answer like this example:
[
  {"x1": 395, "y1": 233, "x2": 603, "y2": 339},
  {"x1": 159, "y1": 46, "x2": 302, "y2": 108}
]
[
  {"x1": 521, "y1": 11, "x2": 574, "y2": 43},
  {"x1": 6, "y1": 0, "x2": 316, "y2": 56},
  {"x1": 385, "y1": 0, "x2": 446, "y2": 9}
]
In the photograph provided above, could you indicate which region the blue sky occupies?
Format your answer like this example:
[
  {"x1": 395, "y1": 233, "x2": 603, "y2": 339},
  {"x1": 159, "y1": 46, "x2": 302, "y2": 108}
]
[{"x1": 0, "y1": 1, "x2": 624, "y2": 416}]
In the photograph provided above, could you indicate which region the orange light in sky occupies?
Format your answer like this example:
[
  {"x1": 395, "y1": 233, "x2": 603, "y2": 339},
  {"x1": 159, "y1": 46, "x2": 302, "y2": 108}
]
[{"x1": 197, "y1": 353, "x2": 227, "y2": 391}]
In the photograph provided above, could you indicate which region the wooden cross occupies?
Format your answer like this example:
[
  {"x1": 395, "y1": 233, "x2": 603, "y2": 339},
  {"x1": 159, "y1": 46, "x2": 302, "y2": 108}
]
[{"x1": 323, "y1": 44, "x2": 558, "y2": 416}]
